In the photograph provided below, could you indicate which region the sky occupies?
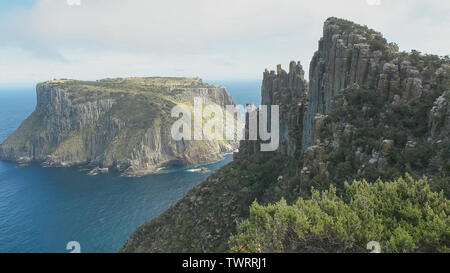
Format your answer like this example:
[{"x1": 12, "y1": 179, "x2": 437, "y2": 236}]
[{"x1": 0, "y1": 0, "x2": 449, "y2": 86}]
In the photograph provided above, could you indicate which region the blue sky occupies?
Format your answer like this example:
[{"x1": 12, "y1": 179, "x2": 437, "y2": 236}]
[
  {"x1": 0, "y1": 0, "x2": 33, "y2": 24},
  {"x1": 0, "y1": 0, "x2": 34, "y2": 17},
  {"x1": 0, "y1": 0, "x2": 35, "y2": 8},
  {"x1": 0, "y1": 0, "x2": 449, "y2": 85}
]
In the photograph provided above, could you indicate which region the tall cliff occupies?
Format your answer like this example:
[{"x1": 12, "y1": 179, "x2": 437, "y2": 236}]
[
  {"x1": 0, "y1": 77, "x2": 239, "y2": 176},
  {"x1": 238, "y1": 62, "x2": 308, "y2": 157},
  {"x1": 241, "y1": 17, "x2": 449, "y2": 188},
  {"x1": 301, "y1": 18, "x2": 449, "y2": 187},
  {"x1": 121, "y1": 17, "x2": 449, "y2": 253}
]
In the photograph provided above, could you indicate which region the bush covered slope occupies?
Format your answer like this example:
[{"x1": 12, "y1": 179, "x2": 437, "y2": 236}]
[{"x1": 229, "y1": 175, "x2": 449, "y2": 253}]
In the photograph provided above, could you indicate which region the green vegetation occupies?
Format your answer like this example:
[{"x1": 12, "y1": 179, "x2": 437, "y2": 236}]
[
  {"x1": 1, "y1": 111, "x2": 44, "y2": 148},
  {"x1": 229, "y1": 175, "x2": 449, "y2": 253},
  {"x1": 46, "y1": 77, "x2": 217, "y2": 90},
  {"x1": 43, "y1": 77, "x2": 220, "y2": 105},
  {"x1": 318, "y1": 83, "x2": 449, "y2": 196},
  {"x1": 326, "y1": 17, "x2": 380, "y2": 37},
  {"x1": 326, "y1": 17, "x2": 391, "y2": 56},
  {"x1": 120, "y1": 152, "x2": 304, "y2": 253}
]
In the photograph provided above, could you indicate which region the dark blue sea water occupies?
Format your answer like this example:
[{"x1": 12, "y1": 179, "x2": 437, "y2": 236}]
[
  {"x1": 0, "y1": 82, "x2": 259, "y2": 253},
  {"x1": 211, "y1": 80, "x2": 262, "y2": 107}
]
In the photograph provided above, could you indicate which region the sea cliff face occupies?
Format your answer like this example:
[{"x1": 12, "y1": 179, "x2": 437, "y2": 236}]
[
  {"x1": 121, "y1": 18, "x2": 449, "y2": 253},
  {"x1": 0, "y1": 77, "x2": 239, "y2": 176}
]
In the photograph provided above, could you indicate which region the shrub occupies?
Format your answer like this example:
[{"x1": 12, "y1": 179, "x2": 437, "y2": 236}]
[
  {"x1": 336, "y1": 162, "x2": 354, "y2": 180},
  {"x1": 229, "y1": 175, "x2": 449, "y2": 253}
]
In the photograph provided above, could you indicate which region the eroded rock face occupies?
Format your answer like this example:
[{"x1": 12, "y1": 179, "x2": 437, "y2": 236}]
[
  {"x1": 305, "y1": 19, "x2": 380, "y2": 150},
  {"x1": 301, "y1": 18, "x2": 447, "y2": 153},
  {"x1": 233, "y1": 17, "x2": 448, "y2": 189},
  {"x1": 261, "y1": 62, "x2": 308, "y2": 156},
  {"x1": 238, "y1": 61, "x2": 308, "y2": 157},
  {"x1": 302, "y1": 19, "x2": 447, "y2": 177},
  {"x1": 235, "y1": 18, "x2": 449, "y2": 185},
  {"x1": 0, "y1": 78, "x2": 239, "y2": 176}
]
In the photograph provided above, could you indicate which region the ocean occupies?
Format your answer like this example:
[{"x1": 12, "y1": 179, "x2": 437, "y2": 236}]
[{"x1": 0, "y1": 81, "x2": 260, "y2": 253}]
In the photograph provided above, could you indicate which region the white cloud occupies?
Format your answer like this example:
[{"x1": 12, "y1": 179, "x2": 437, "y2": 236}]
[
  {"x1": 366, "y1": 0, "x2": 381, "y2": 6},
  {"x1": 67, "y1": 0, "x2": 81, "y2": 6},
  {"x1": 0, "y1": 0, "x2": 449, "y2": 84}
]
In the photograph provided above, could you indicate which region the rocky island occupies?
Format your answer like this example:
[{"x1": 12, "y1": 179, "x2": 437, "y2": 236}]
[
  {"x1": 121, "y1": 18, "x2": 449, "y2": 253},
  {"x1": 0, "y1": 77, "x2": 239, "y2": 176}
]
